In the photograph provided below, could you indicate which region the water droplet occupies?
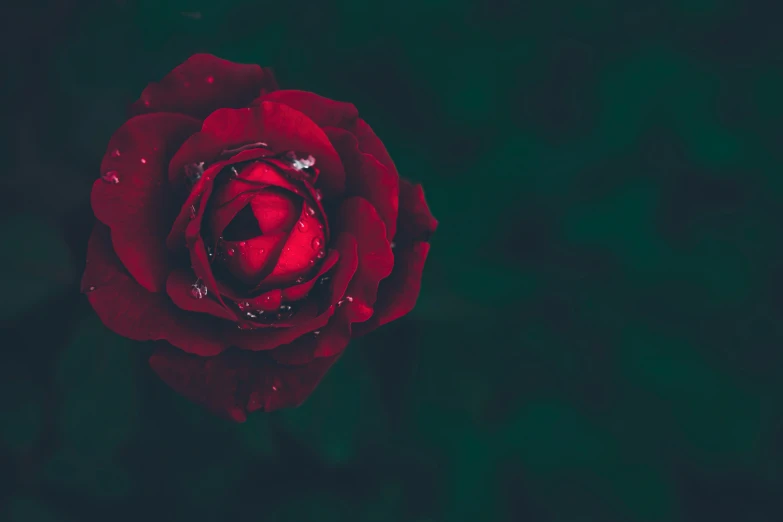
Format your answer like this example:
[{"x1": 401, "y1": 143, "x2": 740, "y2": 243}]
[
  {"x1": 316, "y1": 249, "x2": 326, "y2": 259},
  {"x1": 239, "y1": 301, "x2": 250, "y2": 310},
  {"x1": 345, "y1": 296, "x2": 354, "y2": 302},
  {"x1": 271, "y1": 385, "x2": 278, "y2": 391},
  {"x1": 311, "y1": 237, "x2": 322, "y2": 250},
  {"x1": 279, "y1": 304, "x2": 292, "y2": 312},
  {"x1": 229, "y1": 166, "x2": 239, "y2": 177},
  {"x1": 227, "y1": 248, "x2": 235, "y2": 256},
  {"x1": 189, "y1": 205, "x2": 197, "y2": 219},
  {"x1": 245, "y1": 311, "x2": 258, "y2": 319},
  {"x1": 305, "y1": 205, "x2": 316, "y2": 217},
  {"x1": 319, "y1": 276, "x2": 331, "y2": 285},
  {"x1": 308, "y1": 259, "x2": 315, "y2": 266},
  {"x1": 184, "y1": 162, "x2": 204, "y2": 185},
  {"x1": 337, "y1": 295, "x2": 354, "y2": 307},
  {"x1": 206, "y1": 76, "x2": 214, "y2": 84},
  {"x1": 101, "y1": 170, "x2": 120, "y2": 184},
  {"x1": 390, "y1": 241, "x2": 396, "y2": 249},
  {"x1": 190, "y1": 279, "x2": 208, "y2": 299},
  {"x1": 140, "y1": 158, "x2": 147, "y2": 164},
  {"x1": 259, "y1": 248, "x2": 265, "y2": 254},
  {"x1": 239, "y1": 241, "x2": 247, "y2": 247},
  {"x1": 315, "y1": 190, "x2": 323, "y2": 201},
  {"x1": 264, "y1": 295, "x2": 272, "y2": 302},
  {"x1": 87, "y1": 285, "x2": 96, "y2": 292},
  {"x1": 312, "y1": 330, "x2": 321, "y2": 337},
  {"x1": 291, "y1": 154, "x2": 316, "y2": 171},
  {"x1": 297, "y1": 220, "x2": 308, "y2": 232},
  {"x1": 295, "y1": 276, "x2": 305, "y2": 284},
  {"x1": 110, "y1": 149, "x2": 121, "y2": 158},
  {"x1": 207, "y1": 245, "x2": 214, "y2": 260}
]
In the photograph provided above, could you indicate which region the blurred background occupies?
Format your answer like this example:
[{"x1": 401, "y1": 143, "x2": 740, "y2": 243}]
[{"x1": 2, "y1": 0, "x2": 783, "y2": 520}]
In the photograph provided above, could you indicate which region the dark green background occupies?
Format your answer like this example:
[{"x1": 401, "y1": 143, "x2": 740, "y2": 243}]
[{"x1": 2, "y1": 0, "x2": 782, "y2": 520}]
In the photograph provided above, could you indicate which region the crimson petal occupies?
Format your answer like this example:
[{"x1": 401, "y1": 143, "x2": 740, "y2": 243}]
[
  {"x1": 349, "y1": 118, "x2": 400, "y2": 180},
  {"x1": 130, "y1": 54, "x2": 278, "y2": 119},
  {"x1": 326, "y1": 127, "x2": 399, "y2": 240},
  {"x1": 82, "y1": 224, "x2": 229, "y2": 356},
  {"x1": 352, "y1": 242, "x2": 431, "y2": 337},
  {"x1": 336, "y1": 198, "x2": 394, "y2": 322},
  {"x1": 397, "y1": 179, "x2": 439, "y2": 243},
  {"x1": 149, "y1": 344, "x2": 339, "y2": 421},
  {"x1": 190, "y1": 104, "x2": 345, "y2": 198},
  {"x1": 92, "y1": 113, "x2": 200, "y2": 292},
  {"x1": 166, "y1": 269, "x2": 237, "y2": 321},
  {"x1": 254, "y1": 90, "x2": 359, "y2": 128},
  {"x1": 270, "y1": 306, "x2": 353, "y2": 365}
]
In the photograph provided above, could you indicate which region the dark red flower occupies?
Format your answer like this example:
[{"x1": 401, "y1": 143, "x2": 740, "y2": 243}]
[{"x1": 82, "y1": 54, "x2": 437, "y2": 421}]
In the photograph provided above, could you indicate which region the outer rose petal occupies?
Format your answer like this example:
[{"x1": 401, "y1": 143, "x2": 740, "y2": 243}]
[
  {"x1": 348, "y1": 119, "x2": 400, "y2": 180},
  {"x1": 166, "y1": 269, "x2": 237, "y2": 321},
  {"x1": 130, "y1": 54, "x2": 278, "y2": 119},
  {"x1": 270, "y1": 306, "x2": 353, "y2": 365},
  {"x1": 149, "y1": 344, "x2": 340, "y2": 421},
  {"x1": 92, "y1": 113, "x2": 201, "y2": 292},
  {"x1": 397, "y1": 179, "x2": 439, "y2": 243},
  {"x1": 254, "y1": 90, "x2": 359, "y2": 128},
  {"x1": 353, "y1": 180, "x2": 437, "y2": 336},
  {"x1": 175, "y1": 104, "x2": 345, "y2": 198},
  {"x1": 82, "y1": 224, "x2": 229, "y2": 356},
  {"x1": 336, "y1": 198, "x2": 394, "y2": 322},
  {"x1": 325, "y1": 127, "x2": 399, "y2": 240},
  {"x1": 352, "y1": 242, "x2": 431, "y2": 337}
]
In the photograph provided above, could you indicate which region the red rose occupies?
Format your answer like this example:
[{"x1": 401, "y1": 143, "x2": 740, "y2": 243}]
[{"x1": 81, "y1": 54, "x2": 437, "y2": 421}]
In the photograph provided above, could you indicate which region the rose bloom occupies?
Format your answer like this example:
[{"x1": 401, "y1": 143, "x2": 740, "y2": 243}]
[{"x1": 82, "y1": 54, "x2": 437, "y2": 421}]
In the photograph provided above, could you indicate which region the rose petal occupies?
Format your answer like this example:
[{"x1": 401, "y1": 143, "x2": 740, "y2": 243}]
[
  {"x1": 254, "y1": 90, "x2": 359, "y2": 128},
  {"x1": 92, "y1": 113, "x2": 200, "y2": 292},
  {"x1": 282, "y1": 248, "x2": 339, "y2": 301},
  {"x1": 82, "y1": 224, "x2": 229, "y2": 356},
  {"x1": 396, "y1": 179, "x2": 439, "y2": 243},
  {"x1": 168, "y1": 140, "x2": 274, "y2": 189},
  {"x1": 148, "y1": 344, "x2": 339, "y2": 421},
  {"x1": 349, "y1": 118, "x2": 400, "y2": 180},
  {"x1": 193, "y1": 104, "x2": 345, "y2": 198},
  {"x1": 130, "y1": 54, "x2": 278, "y2": 119},
  {"x1": 325, "y1": 127, "x2": 399, "y2": 240},
  {"x1": 250, "y1": 188, "x2": 301, "y2": 235},
  {"x1": 218, "y1": 234, "x2": 287, "y2": 286},
  {"x1": 352, "y1": 242, "x2": 431, "y2": 337},
  {"x1": 229, "y1": 305, "x2": 335, "y2": 352},
  {"x1": 166, "y1": 269, "x2": 237, "y2": 321},
  {"x1": 270, "y1": 306, "x2": 353, "y2": 365},
  {"x1": 260, "y1": 203, "x2": 326, "y2": 289},
  {"x1": 336, "y1": 198, "x2": 394, "y2": 322}
]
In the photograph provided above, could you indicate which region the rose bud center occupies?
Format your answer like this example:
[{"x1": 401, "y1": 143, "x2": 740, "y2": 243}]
[{"x1": 206, "y1": 161, "x2": 326, "y2": 289}]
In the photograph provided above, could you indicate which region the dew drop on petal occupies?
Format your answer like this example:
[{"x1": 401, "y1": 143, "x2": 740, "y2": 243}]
[
  {"x1": 190, "y1": 279, "x2": 208, "y2": 299},
  {"x1": 189, "y1": 205, "x2": 197, "y2": 219},
  {"x1": 308, "y1": 259, "x2": 315, "y2": 266},
  {"x1": 297, "y1": 220, "x2": 308, "y2": 232},
  {"x1": 239, "y1": 241, "x2": 247, "y2": 247},
  {"x1": 140, "y1": 158, "x2": 147, "y2": 164},
  {"x1": 259, "y1": 248, "x2": 265, "y2": 254},
  {"x1": 390, "y1": 241, "x2": 396, "y2": 249},
  {"x1": 227, "y1": 248, "x2": 235, "y2": 256},
  {"x1": 87, "y1": 285, "x2": 96, "y2": 292},
  {"x1": 305, "y1": 205, "x2": 316, "y2": 217},
  {"x1": 101, "y1": 170, "x2": 120, "y2": 184},
  {"x1": 312, "y1": 330, "x2": 321, "y2": 337},
  {"x1": 311, "y1": 237, "x2": 322, "y2": 250},
  {"x1": 315, "y1": 190, "x2": 323, "y2": 202},
  {"x1": 316, "y1": 249, "x2": 326, "y2": 259},
  {"x1": 295, "y1": 276, "x2": 305, "y2": 284},
  {"x1": 110, "y1": 149, "x2": 121, "y2": 158}
]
